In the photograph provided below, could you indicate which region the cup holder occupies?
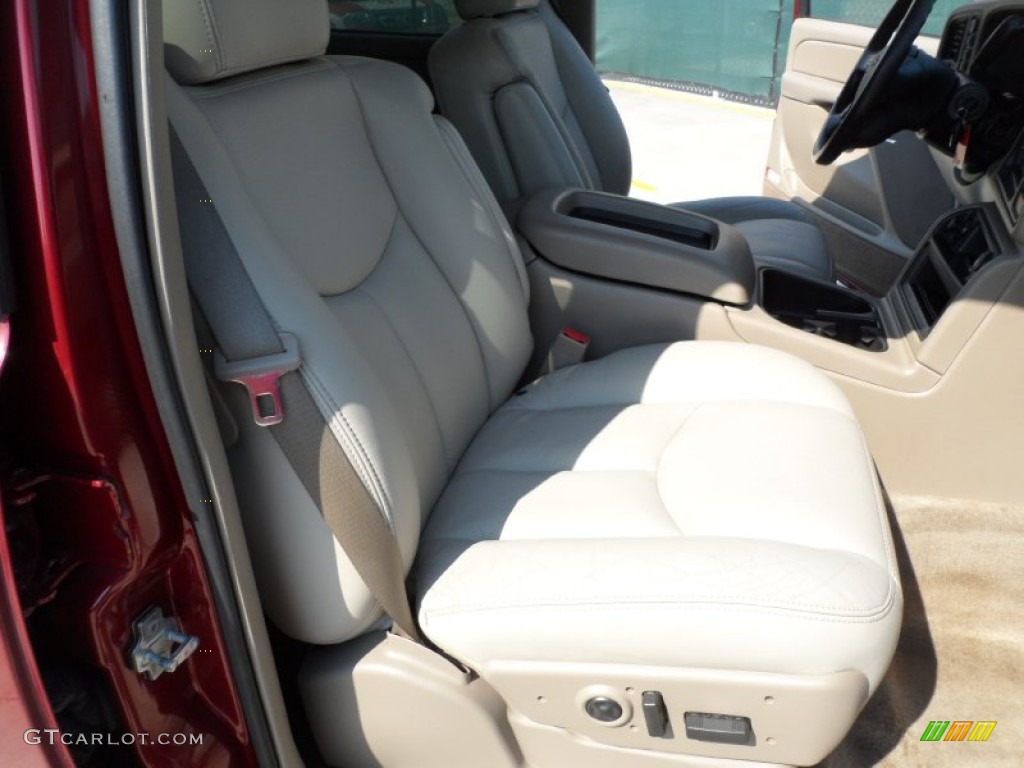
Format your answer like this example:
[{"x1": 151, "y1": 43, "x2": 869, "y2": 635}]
[{"x1": 760, "y1": 269, "x2": 887, "y2": 352}]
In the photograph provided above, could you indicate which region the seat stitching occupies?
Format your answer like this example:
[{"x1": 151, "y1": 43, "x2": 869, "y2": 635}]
[
  {"x1": 170, "y1": 80, "x2": 400, "y2": 521},
  {"x1": 498, "y1": 403, "x2": 638, "y2": 418},
  {"x1": 300, "y1": 364, "x2": 396, "y2": 527},
  {"x1": 449, "y1": 467, "x2": 650, "y2": 476},
  {"x1": 491, "y1": 80, "x2": 590, "y2": 193},
  {"x1": 488, "y1": 15, "x2": 529, "y2": 81},
  {"x1": 503, "y1": 398, "x2": 858, "y2": 424},
  {"x1": 433, "y1": 117, "x2": 526, "y2": 304},
  {"x1": 332, "y1": 57, "x2": 498, "y2": 410},
  {"x1": 357, "y1": 275, "x2": 457, "y2": 472},
  {"x1": 861, "y1": 429, "x2": 899, "y2": 580},
  {"x1": 182, "y1": 97, "x2": 399, "y2": 520},
  {"x1": 423, "y1": 587, "x2": 900, "y2": 623},
  {"x1": 480, "y1": 24, "x2": 536, "y2": 195},
  {"x1": 653, "y1": 403, "x2": 703, "y2": 536},
  {"x1": 492, "y1": 15, "x2": 597, "y2": 189},
  {"x1": 425, "y1": 564, "x2": 900, "y2": 617},
  {"x1": 557, "y1": 101, "x2": 603, "y2": 189},
  {"x1": 502, "y1": 400, "x2": 646, "y2": 413},
  {"x1": 194, "y1": 0, "x2": 222, "y2": 73},
  {"x1": 189, "y1": 59, "x2": 335, "y2": 98}
]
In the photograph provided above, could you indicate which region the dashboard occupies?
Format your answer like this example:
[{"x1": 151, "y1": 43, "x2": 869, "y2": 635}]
[
  {"x1": 934, "y1": 2, "x2": 1024, "y2": 234},
  {"x1": 882, "y1": 3, "x2": 1024, "y2": 336},
  {"x1": 938, "y1": 2, "x2": 1024, "y2": 73}
]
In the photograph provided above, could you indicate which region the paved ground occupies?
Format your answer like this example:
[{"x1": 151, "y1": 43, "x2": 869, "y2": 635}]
[{"x1": 604, "y1": 79, "x2": 777, "y2": 205}]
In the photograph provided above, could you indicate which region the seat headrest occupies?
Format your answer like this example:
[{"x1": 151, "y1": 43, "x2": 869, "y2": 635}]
[
  {"x1": 454, "y1": 0, "x2": 540, "y2": 20},
  {"x1": 164, "y1": 0, "x2": 329, "y2": 85}
]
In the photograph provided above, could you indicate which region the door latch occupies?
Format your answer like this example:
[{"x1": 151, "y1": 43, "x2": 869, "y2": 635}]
[{"x1": 130, "y1": 606, "x2": 200, "y2": 680}]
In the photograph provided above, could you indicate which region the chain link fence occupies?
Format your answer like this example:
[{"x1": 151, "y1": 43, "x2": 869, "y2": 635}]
[
  {"x1": 596, "y1": 0, "x2": 965, "y2": 105},
  {"x1": 811, "y1": 0, "x2": 964, "y2": 34}
]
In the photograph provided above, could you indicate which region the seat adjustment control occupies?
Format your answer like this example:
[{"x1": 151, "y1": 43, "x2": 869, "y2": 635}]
[
  {"x1": 641, "y1": 691, "x2": 672, "y2": 738},
  {"x1": 585, "y1": 696, "x2": 624, "y2": 723},
  {"x1": 684, "y1": 712, "x2": 754, "y2": 746}
]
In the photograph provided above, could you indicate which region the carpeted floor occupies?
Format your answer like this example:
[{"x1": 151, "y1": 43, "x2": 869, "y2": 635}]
[{"x1": 818, "y1": 496, "x2": 1024, "y2": 767}]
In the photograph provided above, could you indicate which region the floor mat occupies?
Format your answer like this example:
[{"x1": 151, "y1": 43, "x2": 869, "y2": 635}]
[{"x1": 819, "y1": 496, "x2": 1024, "y2": 767}]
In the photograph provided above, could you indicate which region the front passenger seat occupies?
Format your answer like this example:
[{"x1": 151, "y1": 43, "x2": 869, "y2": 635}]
[
  {"x1": 163, "y1": 1, "x2": 899, "y2": 766},
  {"x1": 430, "y1": 0, "x2": 834, "y2": 281}
]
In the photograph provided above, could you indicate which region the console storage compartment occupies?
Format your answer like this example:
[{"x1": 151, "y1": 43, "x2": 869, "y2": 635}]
[
  {"x1": 760, "y1": 269, "x2": 887, "y2": 352},
  {"x1": 518, "y1": 189, "x2": 756, "y2": 305},
  {"x1": 902, "y1": 207, "x2": 998, "y2": 332}
]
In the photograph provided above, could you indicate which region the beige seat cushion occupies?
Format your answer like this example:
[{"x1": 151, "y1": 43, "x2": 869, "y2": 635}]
[{"x1": 416, "y1": 342, "x2": 901, "y2": 690}]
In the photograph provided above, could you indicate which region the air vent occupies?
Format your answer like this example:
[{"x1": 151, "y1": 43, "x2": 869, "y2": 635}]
[
  {"x1": 939, "y1": 16, "x2": 968, "y2": 60},
  {"x1": 939, "y1": 12, "x2": 981, "y2": 69},
  {"x1": 960, "y1": 14, "x2": 981, "y2": 69},
  {"x1": 932, "y1": 209, "x2": 997, "y2": 285},
  {"x1": 997, "y1": 131, "x2": 1024, "y2": 218}
]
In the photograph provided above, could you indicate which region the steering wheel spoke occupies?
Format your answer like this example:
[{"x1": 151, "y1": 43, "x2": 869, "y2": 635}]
[{"x1": 814, "y1": 0, "x2": 937, "y2": 165}]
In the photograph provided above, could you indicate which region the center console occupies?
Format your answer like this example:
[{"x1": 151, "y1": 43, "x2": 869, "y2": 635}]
[
  {"x1": 759, "y1": 269, "x2": 887, "y2": 351},
  {"x1": 727, "y1": 203, "x2": 1020, "y2": 386},
  {"x1": 746, "y1": 210, "x2": 1005, "y2": 358},
  {"x1": 902, "y1": 207, "x2": 1001, "y2": 331},
  {"x1": 517, "y1": 184, "x2": 1024, "y2": 505},
  {"x1": 516, "y1": 185, "x2": 1018, "y2": 375},
  {"x1": 518, "y1": 188, "x2": 755, "y2": 306}
]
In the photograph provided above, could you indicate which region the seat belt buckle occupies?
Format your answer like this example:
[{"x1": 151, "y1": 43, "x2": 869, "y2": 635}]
[
  {"x1": 214, "y1": 333, "x2": 300, "y2": 427},
  {"x1": 547, "y1": 327, "x2": 590, "y2": 372}
]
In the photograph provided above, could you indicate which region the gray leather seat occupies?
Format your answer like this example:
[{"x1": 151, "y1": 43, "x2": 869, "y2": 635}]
[
  {"x1": 164, "y1": 0, "x2": 899, "y2": 764},
  {"x1": 429, "y1": 0, "x2": 833, "y2": 281}
]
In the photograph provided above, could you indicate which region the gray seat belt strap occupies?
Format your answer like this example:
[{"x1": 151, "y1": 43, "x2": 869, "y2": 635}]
[{"x1": 169, "y1": 129, "x2": 423, "y2": 644}]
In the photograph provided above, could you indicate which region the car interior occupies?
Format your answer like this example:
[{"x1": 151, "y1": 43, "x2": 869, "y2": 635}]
[
  {"x1": 429, "y1": 0, "x2": 834, "y2": 283},
  {"x1": 96, "y1": 0, "x2": 1024, "y2": 765}
]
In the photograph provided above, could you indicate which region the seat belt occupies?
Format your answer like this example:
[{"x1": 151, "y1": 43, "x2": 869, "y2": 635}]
[{"x1": 168, "y1": 129, "x2": 423, "y2": 644}]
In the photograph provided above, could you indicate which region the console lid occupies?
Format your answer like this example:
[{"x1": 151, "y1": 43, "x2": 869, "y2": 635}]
[{"x1": 518, "y1": 189, "x2": 755, "y2": 305}]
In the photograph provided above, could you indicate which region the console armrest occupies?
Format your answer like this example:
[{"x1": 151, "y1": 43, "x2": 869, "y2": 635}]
[{"x1": 518, "y1": 189, "x2": 755, "y2": 305}]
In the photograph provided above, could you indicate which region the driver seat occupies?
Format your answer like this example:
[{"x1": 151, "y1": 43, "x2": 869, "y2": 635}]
[{"x1": 430, "y1": 0, "x2": 834, "y2": 282}]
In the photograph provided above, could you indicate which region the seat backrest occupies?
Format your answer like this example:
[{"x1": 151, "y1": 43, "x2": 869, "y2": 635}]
[
  {"x1": 164, "y1": 0, "x2": 533, "y2": 645},
  {"x1": 430, "y1": 0, "x2": 632, "y2": 211}
]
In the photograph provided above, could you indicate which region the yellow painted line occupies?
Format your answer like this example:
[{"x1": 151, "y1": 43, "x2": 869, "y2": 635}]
[
  {"x1": 631, "y1": 180, "x2": 657, "y2": 192},
  {"x1": 605, "y1": 80, "x2": 776, "y2": 120}
]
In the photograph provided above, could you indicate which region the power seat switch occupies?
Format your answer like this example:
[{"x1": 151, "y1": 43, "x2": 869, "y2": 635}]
[
  {"x1": 684, "y1": 712, "x2": 754, "y2": 746},
  {"x1": 641, "y1": 691, "x2": 673, "y2": 739},
  {"x1": 584, "y1": 696, "x2": 623, "y2": 723}
]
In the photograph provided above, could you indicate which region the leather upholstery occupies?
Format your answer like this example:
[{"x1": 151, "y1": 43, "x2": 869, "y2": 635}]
[
  {"x1": 677, "y1": 196, "x2": 820, "y2": 226},
  {"x1": 417, "y1": 342, "x2": 900, "y2": 688},
  {"x1": 430, "y1": 1, "x2": 833, "y2": 281},
  {"x1": 164, "y1": 0, "x2": 329, "y2": 84},
  {"x1": 167, "y1": 55, "x2": 532, "y2": 642},
  {"x1": 678, "y1": 196, "x2": 833, "y2": 279},
  {"x1": 455, "y1": 0, "x2": 540, "y2": 20},
  {"x1": 430, "y1": 1, "x2": 632, "y2": 209},
  {"x1": 164, "y1": 0, "x2": 899, "y2": 739}
]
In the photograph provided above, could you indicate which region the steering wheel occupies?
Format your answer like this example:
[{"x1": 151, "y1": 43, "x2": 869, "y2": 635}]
[{"x1": 814, "y1": 0, "x2": 937, "y2": 165}]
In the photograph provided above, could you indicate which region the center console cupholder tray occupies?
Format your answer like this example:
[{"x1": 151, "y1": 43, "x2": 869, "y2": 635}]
[{"x1": 760, "y1": 268, "x2": 887, "y2": 352}]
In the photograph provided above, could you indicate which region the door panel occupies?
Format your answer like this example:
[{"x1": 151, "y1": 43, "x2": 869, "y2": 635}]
[{"x1": 767, "y1": 19, "x2": 954, "y2": 262}]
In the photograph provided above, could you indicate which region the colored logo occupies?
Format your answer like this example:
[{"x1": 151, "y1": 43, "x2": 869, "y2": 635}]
[{"x1": 920, "y1": 721, "x2": 997, "y2": 742}]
